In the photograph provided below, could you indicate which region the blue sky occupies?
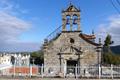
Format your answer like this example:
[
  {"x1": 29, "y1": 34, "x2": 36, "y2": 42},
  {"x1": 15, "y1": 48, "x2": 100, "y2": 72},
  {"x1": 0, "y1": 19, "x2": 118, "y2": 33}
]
[{"x1": 0, "y1": 0, "x2": 120, "y2": 52}]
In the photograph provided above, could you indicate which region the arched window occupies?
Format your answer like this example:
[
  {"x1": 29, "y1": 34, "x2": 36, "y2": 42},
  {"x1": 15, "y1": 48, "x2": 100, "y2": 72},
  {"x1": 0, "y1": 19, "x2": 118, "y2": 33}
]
[
  {"x1": 73, "y1": 14, "x2": 78, "y2": 25},
  {"x1": 70, "y1": 38, "x2": 75, "y2": 44},
  {"x1": 66, "y1": 15, "x2": 70, "y2": 25},
  {"x1": 72, "y1": 14, "x2": 78, "y2": 31},
  {"x1": 66, "y1": 15, "x2": 71, "y2": 31}
]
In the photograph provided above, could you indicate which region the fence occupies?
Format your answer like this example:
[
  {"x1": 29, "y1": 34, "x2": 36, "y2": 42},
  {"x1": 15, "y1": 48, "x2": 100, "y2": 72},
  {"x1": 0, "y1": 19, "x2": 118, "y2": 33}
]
[
  {"x1": 0, "y1": 65, "x2": 120, "y2": 79},
  {"x1": 0, "y1": 65, "x2": 39, "y2": 77},
  {"x1": 39, "y1": 64, "x2": 120, "y2": 79}
]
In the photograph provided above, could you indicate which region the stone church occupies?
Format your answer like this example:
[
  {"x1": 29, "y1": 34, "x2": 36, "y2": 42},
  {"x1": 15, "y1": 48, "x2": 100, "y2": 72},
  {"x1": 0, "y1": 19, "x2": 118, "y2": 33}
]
[{"x1": 43, "y1": 4, "x2": 102, "y2": 77}]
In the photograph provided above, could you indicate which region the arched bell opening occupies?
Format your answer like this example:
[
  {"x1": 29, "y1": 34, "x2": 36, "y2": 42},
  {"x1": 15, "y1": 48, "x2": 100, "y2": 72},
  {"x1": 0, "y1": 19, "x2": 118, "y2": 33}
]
[
  {"x1": 72, "y1": 14, "x2": 78, "y2": 31},
  {"x1": 66, "y1": 15, "x2": 71, "y2": 31}
]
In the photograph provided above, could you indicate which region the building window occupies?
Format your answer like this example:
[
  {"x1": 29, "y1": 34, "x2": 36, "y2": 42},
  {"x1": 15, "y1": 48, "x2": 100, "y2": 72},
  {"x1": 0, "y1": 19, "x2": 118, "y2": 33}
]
[{"x1": 70, "y1": 38, "x2": 75, "y2": 44}]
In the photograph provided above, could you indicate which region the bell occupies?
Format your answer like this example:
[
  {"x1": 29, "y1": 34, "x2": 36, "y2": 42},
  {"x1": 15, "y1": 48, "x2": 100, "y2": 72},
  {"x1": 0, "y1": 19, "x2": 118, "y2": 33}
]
[
  {"x1": 66, "y1": 18, "x2": 70, "y2": 25},
  {"x1": 73, "y1": 18, "x2": 77, "y2": 24}
]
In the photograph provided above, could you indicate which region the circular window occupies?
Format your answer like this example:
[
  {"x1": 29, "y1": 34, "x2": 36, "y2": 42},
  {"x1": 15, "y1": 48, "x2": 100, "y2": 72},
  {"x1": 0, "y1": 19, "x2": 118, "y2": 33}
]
[{"x1": 70, "y1": 38, "x2": 74, "y2": 43}]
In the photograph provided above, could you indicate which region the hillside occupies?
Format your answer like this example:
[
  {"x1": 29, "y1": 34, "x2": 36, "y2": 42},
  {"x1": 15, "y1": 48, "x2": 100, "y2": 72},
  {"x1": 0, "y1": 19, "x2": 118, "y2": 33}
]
[{"x1": 110, "y1": 45, "x2": 120, "y2": 54}]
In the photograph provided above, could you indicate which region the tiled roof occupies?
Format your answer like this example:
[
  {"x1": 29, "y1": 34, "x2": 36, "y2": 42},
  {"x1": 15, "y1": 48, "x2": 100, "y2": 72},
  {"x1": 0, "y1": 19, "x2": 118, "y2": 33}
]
[
  {"x1": 81, "y1": 33, "x2": 96, "y2": 39},
  {"x1": 79, "y1": 33, "x2": 101, "y2": 46}
]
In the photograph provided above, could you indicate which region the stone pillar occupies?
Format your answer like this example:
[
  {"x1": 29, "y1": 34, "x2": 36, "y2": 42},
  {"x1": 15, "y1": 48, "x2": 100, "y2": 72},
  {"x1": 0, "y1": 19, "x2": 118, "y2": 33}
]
[
  {"x1": 70, "y1": 16, "x2": 73, "y2": 31},
  {"x1": 30, "y1": 65, "x2": 32, "y2": 77},
  {"x1": 43, "y1": 39, "x2": 48, "y2": 76},
  {"x1": 62, "y1": 20, "x2": 66, "y2": 31},
  {"x1": 64, "y1": 60, "x2": 67, "y2": 77},
  {"x1": 62, "y1": 13, "x2": 66, "y2": 31},
  {"x1": 13, "y1": 64, "x2": 15, "y2": 77},
  {"x1": 77, "y1": 16, "x2": 80, "y2": 31},
  {"x1": 97, "y1": 38, "x2": 102, "y2": 64},
  {"x1": 28, "y1": 54, "x2": 30, "y2": 66}
]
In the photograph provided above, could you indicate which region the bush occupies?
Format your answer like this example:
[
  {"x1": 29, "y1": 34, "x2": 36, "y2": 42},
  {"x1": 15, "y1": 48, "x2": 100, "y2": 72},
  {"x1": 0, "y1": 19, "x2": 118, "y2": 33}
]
[{"x1": 103, "y1": 52, "x2": 120, "y2": 65}]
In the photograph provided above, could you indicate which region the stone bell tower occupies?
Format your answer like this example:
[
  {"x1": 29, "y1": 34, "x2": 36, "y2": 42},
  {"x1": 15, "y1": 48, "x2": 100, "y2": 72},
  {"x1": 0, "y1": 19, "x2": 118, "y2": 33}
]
[{"x1": 62, "y1": 4, "x2": 81, "y2": 32}]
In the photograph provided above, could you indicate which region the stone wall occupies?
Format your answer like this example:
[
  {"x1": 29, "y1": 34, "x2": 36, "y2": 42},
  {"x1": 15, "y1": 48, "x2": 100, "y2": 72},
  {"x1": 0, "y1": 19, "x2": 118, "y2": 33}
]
[{"x1": 44, "y1": 31, "x2": 101, "y2": 76}]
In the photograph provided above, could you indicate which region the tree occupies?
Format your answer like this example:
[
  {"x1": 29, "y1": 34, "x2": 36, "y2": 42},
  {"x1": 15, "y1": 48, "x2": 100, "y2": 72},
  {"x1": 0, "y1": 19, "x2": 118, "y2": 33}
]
[
  {"x1": 30, "y1": 50, "x2": 44, "y2": 65},
  {"x1": 102, "y1": 34, "x2": 120, "y2": 65},
  {"x1": 102, "y1": 34, "x2": 114, "y2": 64},
  {"x1": 104, "y1": 34, "x2": 113, "y2": 47},
  {"x1": 103, "y1": 52, "x2": 120, "y2": 65},
  {"x1": 103, "y1": 34, "x2": 114, "y2": 53}
]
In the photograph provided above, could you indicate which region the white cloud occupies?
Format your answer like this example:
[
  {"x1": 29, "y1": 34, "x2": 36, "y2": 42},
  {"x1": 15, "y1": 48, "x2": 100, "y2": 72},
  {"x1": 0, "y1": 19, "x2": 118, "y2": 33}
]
[
  {"x1": 0, "y1": 11, "x2": 30, "y2": 42},
  {"x1": 96, "y1": 15, "x2": 120, "y2": 46},
  {"x1": 0, "y1": 42, "x2": 40, "y2": 52},
  {"x1": 0, "y1": 0, "x2": 40, "y2": 52}
]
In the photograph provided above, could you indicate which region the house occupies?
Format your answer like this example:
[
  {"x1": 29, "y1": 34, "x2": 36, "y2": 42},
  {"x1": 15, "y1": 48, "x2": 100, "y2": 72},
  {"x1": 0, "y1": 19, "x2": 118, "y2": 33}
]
[{"x1": 0, "y1": 53, "x2": 38, "y2": 76}]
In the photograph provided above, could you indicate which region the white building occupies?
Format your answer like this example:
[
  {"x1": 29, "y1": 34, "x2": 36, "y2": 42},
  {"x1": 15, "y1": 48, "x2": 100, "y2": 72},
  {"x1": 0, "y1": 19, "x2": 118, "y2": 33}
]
[
  {"x1": 0, "y1": 53, "x2": 32, "y2": 76},
  {"x1": 0, "y1": 53, "x2": 30, "y2": 70},
  {"x1": 0, "y1": 53, "x2": 11, "y2": 65}
]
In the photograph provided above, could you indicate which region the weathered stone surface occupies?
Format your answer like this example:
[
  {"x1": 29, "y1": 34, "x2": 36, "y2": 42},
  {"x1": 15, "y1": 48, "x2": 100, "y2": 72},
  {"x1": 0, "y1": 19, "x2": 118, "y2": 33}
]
[
  {"x1": 44, "y1": 32, "x2": 101, "y2": 76},
  {"x1": 43, "y1": 4, "x2": 102, "y2": 77}
]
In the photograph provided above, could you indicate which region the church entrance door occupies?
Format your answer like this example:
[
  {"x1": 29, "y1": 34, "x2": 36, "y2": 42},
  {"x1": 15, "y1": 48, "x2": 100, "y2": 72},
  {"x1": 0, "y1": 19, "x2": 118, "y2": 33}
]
[{"x1": 67, "y1": 60, "x2": 78, "y2": 75}]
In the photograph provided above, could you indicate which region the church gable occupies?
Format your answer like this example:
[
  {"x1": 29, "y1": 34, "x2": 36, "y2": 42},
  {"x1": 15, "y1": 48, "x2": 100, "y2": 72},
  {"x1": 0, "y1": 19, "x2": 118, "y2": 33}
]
[
  {"x1": 48, "y1": 32, "x2": 98, "y2": 57},
  {"x1": 63, "y1": 4, "x2": 80, "y2": 12}
]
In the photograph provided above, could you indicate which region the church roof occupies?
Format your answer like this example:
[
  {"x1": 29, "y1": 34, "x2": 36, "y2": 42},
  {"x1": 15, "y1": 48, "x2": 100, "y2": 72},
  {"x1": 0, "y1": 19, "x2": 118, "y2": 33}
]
[
  {"x1": 63, "y1": 4, "x2": 80, "y2": 12},
  {"x1": 81, "y1": 34, "x2": 96, "y2": 39},
  {"x1": 79, "y1": 33, "x2": 101, "y2": 46}
]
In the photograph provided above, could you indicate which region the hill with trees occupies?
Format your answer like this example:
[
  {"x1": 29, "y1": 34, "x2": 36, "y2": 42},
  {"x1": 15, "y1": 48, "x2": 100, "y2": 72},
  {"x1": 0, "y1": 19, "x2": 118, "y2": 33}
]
[
  {"x1": 110, "y1": 45, "x2": 120, "y2": 54},
  {"x1": 102, "y1": 34, "x2": 120, "y2": 65}
]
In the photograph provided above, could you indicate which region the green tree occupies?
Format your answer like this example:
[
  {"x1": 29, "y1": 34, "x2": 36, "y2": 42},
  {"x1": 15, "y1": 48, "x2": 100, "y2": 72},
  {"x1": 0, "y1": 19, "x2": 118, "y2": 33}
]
[
  {"x1": 102, "y1": 34, "x2": 120, "y2": 65},
  {"x1": 103, "y1": 34, "x2": 114, "y2": 64},
  {"x1": 103, "y1": 34, "x2": 113, "y2": 53},
  {"x1": 103, "y1": 52, "x2": 120, "y2": 65},
  {"x1": 30, "y1": 50, "x2": 44, "y2": 65},
  {"x1": 104, "y1": 34, "x2": 113, "y2": 47}
]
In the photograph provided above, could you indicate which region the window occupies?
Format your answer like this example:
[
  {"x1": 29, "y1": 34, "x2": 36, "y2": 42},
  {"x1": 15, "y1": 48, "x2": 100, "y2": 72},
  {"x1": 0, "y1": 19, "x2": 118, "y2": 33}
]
[
  {"x1": 66, "y1": 15, "x2": 71, "y2": 31},
  {"x1": 73, "y1": 14, "x2": 78, "y2": 25},
  {"x1": 66, "y1": 15, "x2": 71, "y2": 25},
  {"x1": 70, "y1": 38, "x2": 75, "y2": 44},
  {"x1": 72, "y1": 14, "x2": 78, "y2": 30}
]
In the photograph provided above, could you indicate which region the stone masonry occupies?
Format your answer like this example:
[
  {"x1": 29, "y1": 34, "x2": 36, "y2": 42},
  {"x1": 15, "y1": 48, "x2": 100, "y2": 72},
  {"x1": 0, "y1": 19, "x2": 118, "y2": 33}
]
[{"x1": 43, "y1": 4, "x2": 102, "y2": 77}]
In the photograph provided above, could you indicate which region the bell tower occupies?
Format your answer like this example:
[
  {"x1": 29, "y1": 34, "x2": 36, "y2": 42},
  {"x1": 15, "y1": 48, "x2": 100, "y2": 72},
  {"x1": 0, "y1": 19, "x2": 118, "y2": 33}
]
[{"x1": 62, "y1": 4, "x2": 81, "y2": 32}]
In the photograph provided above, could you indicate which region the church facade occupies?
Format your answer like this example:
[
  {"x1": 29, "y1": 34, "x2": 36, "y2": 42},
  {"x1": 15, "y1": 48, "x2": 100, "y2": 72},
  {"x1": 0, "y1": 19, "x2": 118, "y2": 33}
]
[{"x1": 43, "y1": 4, "x2": 102, "y2": 77}]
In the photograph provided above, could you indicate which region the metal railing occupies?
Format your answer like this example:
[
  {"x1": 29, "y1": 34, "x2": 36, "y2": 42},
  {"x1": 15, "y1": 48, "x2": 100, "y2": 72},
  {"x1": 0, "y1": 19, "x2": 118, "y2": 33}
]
[
  {"x1": 39, "y1": 65, "x2": 120, "y2": 79},
  {"x1": 45, "y1": 25, "x2": 62, "y2": 43},
  {"x1": 0, "y1": 65, "x2": 120, "y2": 79}
]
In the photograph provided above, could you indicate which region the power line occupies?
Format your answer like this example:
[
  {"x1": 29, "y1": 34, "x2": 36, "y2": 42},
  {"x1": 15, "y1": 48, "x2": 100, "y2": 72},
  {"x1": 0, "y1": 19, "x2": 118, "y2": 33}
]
[{"x1": 109, "y1": 0, "x2": 120, "y2": 14}]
